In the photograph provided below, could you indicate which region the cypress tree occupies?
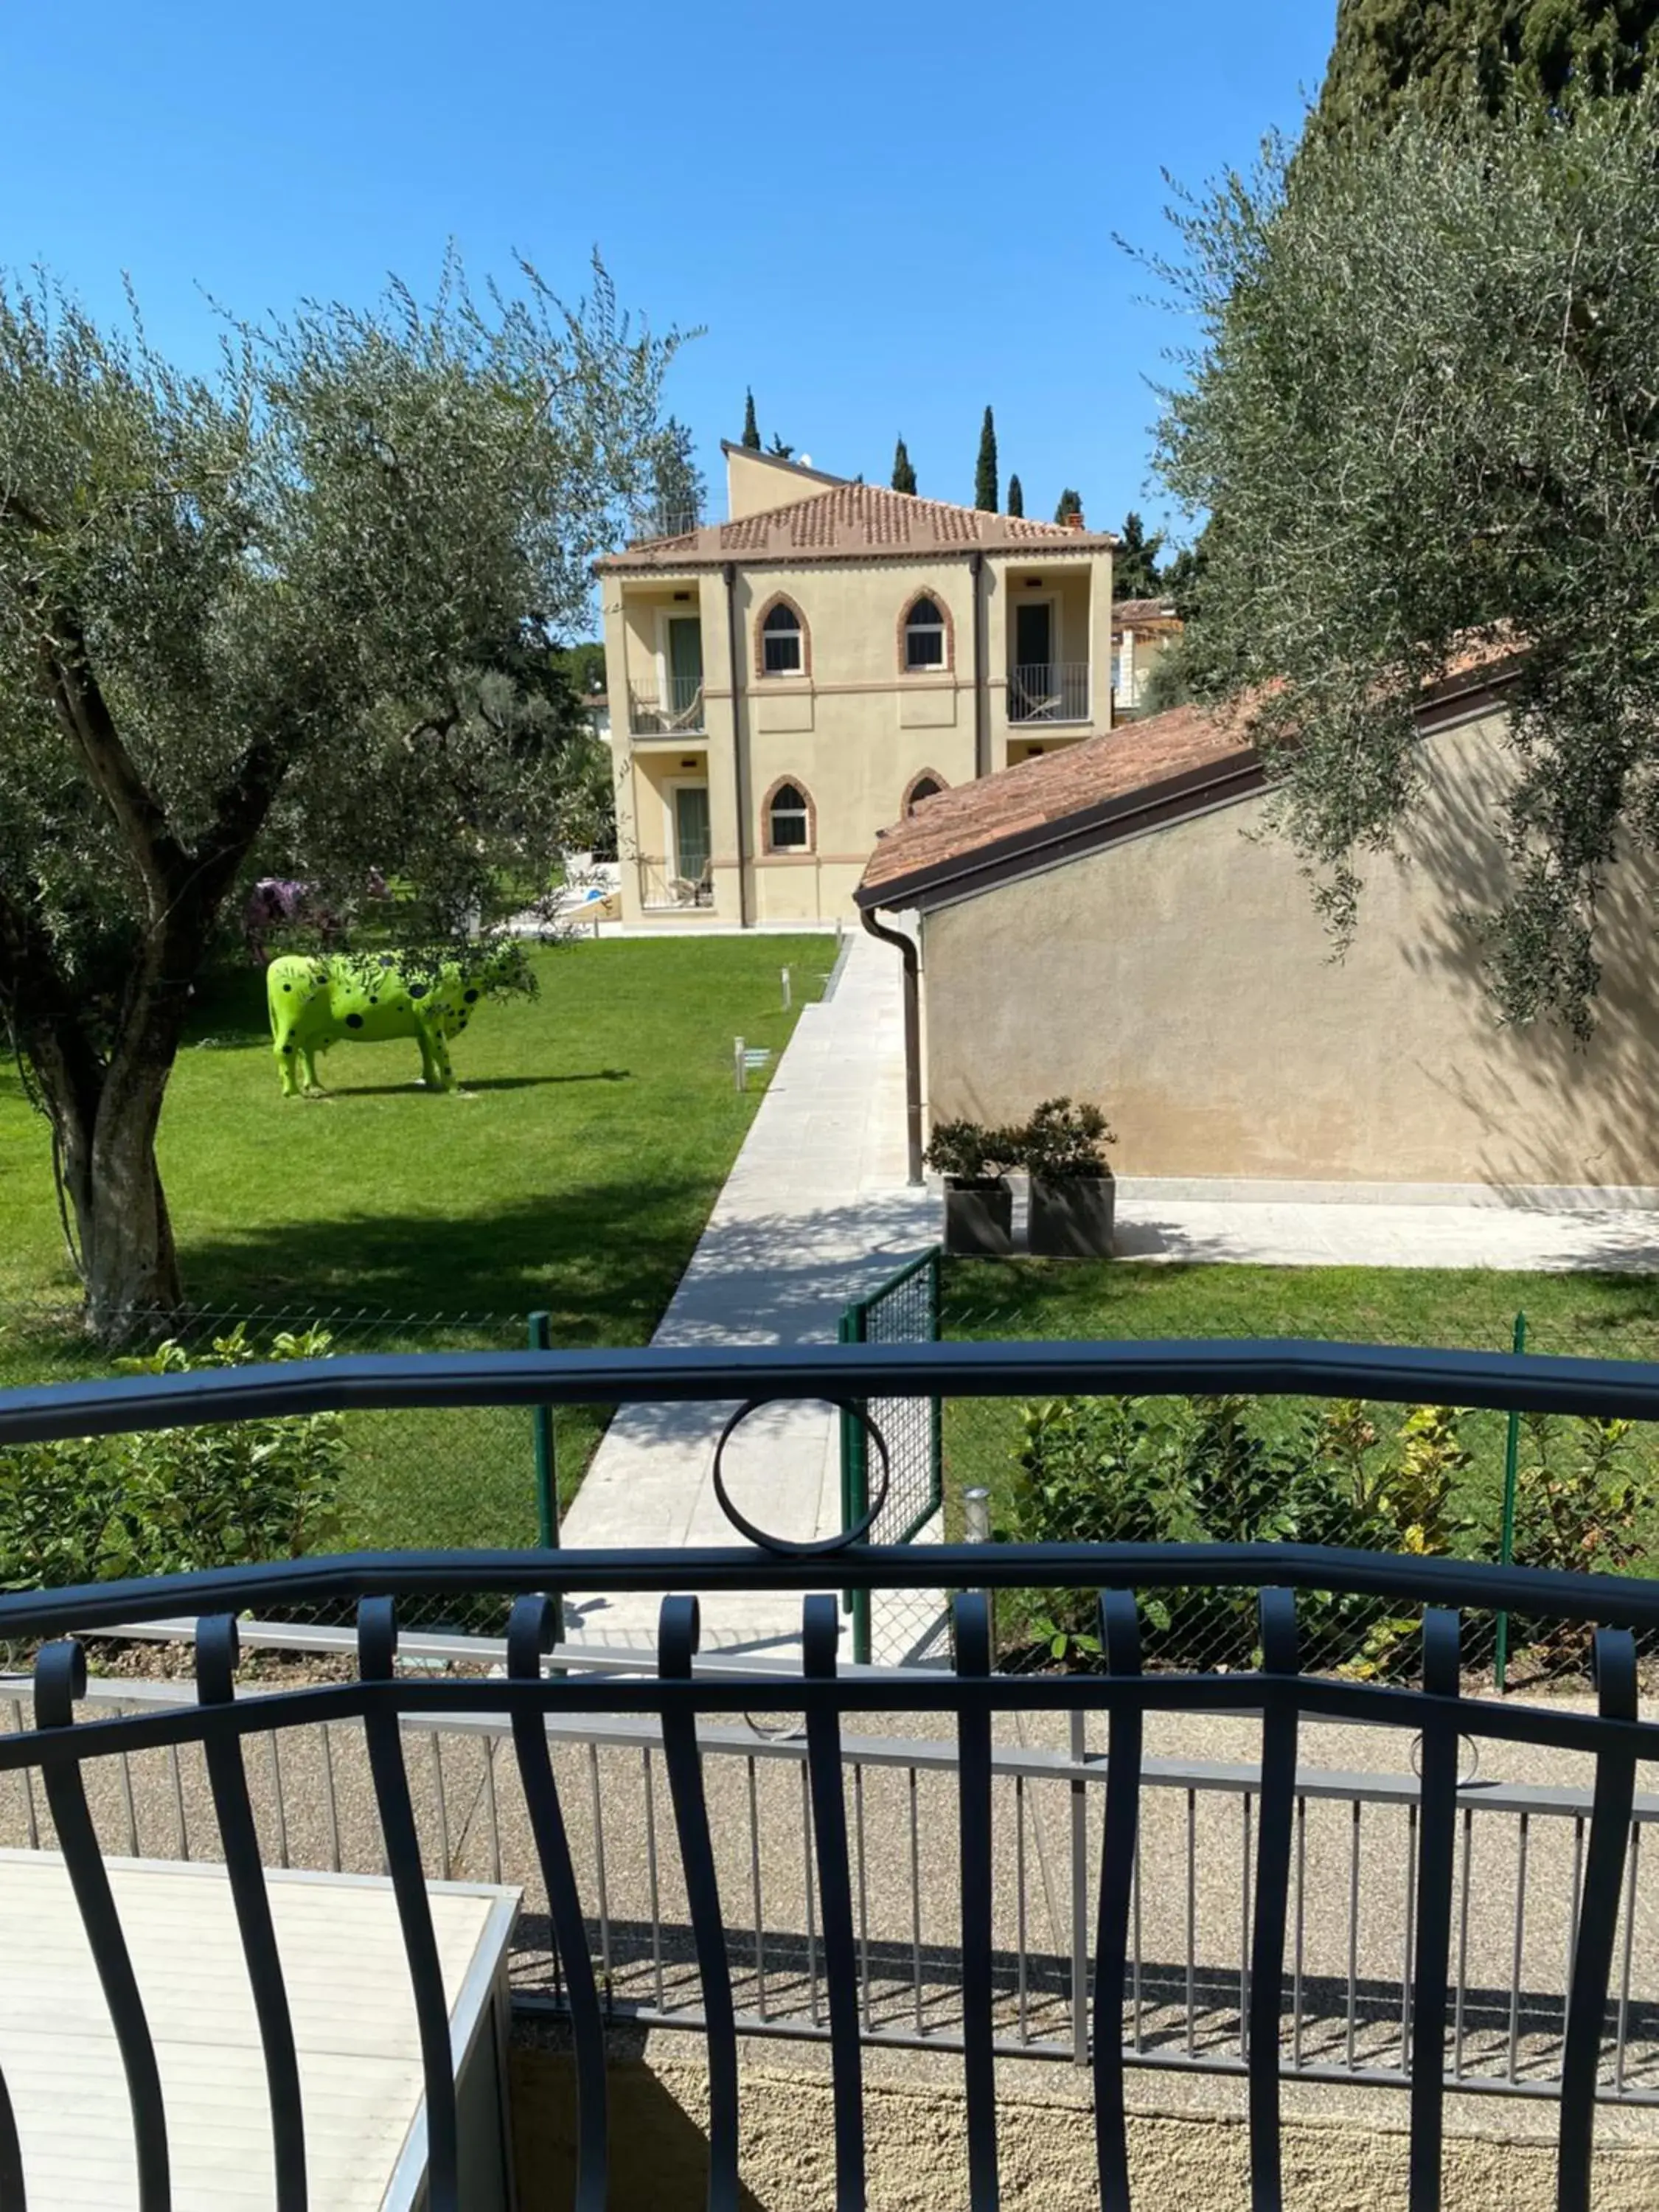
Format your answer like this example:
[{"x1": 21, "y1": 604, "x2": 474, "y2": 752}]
[
  {"x1": 1006, "y1": 473, "x2": 1023, "y2": 516},
  {"x1": 1317, "y1": 0, "x2": 1658, "y2": 136},
  {"x1": 974, "y1": 406, "x2": 998, "y2": 511},
  {"x1": 1113, "y1": 510, "x2": 1166, "y2": 598},
  {"x1": 891, "y1": 436, "x2": 917, "y2": 494},
  {"x1": 1054, "y1": 487, "x2": 1082, "y2": 524},
  {"x1": 741, "y1": 389, "x2": 761, "y2": 450}
]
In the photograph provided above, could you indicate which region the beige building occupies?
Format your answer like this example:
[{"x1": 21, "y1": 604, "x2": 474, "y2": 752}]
[
  {"x1": 856, "y1": 660, "x2": 1659, "y2": 1194},
  {"x1": 1110, "y1": 596, "x2": 1183, "y2": 717},
  {"x1": 597, "y1": 445, "x2": 1116, "y2": 925}
]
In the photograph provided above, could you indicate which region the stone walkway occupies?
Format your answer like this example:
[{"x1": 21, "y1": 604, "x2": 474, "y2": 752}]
[{"x1": 559, "y1": 929, "x2": 933, "y2": 1654}]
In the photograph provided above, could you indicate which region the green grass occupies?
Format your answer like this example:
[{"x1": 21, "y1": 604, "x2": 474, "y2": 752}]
[
  {"x1": 940, "y1": 1256, "x2": 1659, "y2": 1537},
  {"x1": 0, "y1": 935, "x2": 835, "y2": 1550}
]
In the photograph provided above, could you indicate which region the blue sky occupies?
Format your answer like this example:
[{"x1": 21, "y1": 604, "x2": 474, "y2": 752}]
[{"x1": 0, "y1": 1, "x2": 1335, "y2": 561}]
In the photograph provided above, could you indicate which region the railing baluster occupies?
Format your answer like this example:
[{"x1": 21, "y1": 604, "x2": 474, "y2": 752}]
[
  {"x1": 427, "y1": 1733, "x2": 450, "y2": 1883},
  {"x1": 855, "y1": 1762, "x2": 872, "y2": 2037},
  {"x1": 1247, "y1": 1588, "x2": 1298, "y2": 2212},
  {"x1": 587, "y1": 1741, "x2": 612, "y2": 1993},
  {"x1": 1508, "y1": 1812, "x2": 1529, "y2": 2082},
  {"x1": 117, "y1": 1745, "x2": 139, "y2": 1858},
  {"x1": 1346, "y1": 1801, "x2": 1360, "y2": 2071},
  {"x1": 954, "y1": 1592, "x2": 998, "y2": 2209},
  {"x1": 1015, "y1": 1775, "x2": 1029, "y2": 2044},
  {"x1": 1563, "y1": 1814, "x2": 1585, "y2": 2054},
  {"x1": 356, "y1": 1598, "x2": 459, "y2": 2212},
  {"x1": 1558, "y1": 1629, "x2": 1639, "y2": 2212},
  {"x1": 167, "y1": 1742, "x2": 188, "y2": 1862},
  {"x1": 1239, "y1": 1792, "x2": 1252, "y2": 2059},
  {"x1": 482, "y1": 1734, "x2": 501, "y2": 1888},
  {"x1": 1186, "y1": 1788, "x2": 1197, "y2": 2059},
  {"x1": 36, "y1": 1638, "x2": 163, "y2": 2210},
  {"x1": 645, "y1": 1744, "x2": 666, "y2": 2011},
  {"x1": 1407, "y1": 1608, "x2": 1461, "y2": 2212},
  {"x1": 1401, "y1": 1804, "x2": 1417, "y2": 2065},
  {"x1": 505, "y1": 1596, "x2": 608, "y2": 2211},
  {"x1": 9, "y1": 1697, "x2": 37, "y2": 1851},
  {"x1": 1453, "y1": 1806, "x2": 1472, "y2": 2081},
  {"x1": 195, "y1": 1617, "x2": 307, "y2": 2211},
  {"x1": 911, "y1": 1764, "x2": 924, "y2": 2035},
  {"x1": 803, "y1": 1593, "x2": 868, "y2": 2212},
  {"x1": 802, "y1": 1762, "x2": 820, "y2": 2027},
  {"x1": 658, "y1": 1596, "x2": 741, "y2": 2211},
  {"x1": 319, "y1": 1721, "x2": 341, "y2": 1875},
  {"x1": 1292, "y1": 1796, "x2": 1306, "y2": 2071},
  {"x1": 1615, "y1": 1823, "x2": 1640, "y2": 2096},
  {"x1": 746, "y1": 1752, "x2": 765, "y2": 2023},
  {"x1": 268, "y1": 1733, "x2": 289, "y2": 1871},
  {"x1": 1092, "y1": 1590, "x2": 1141, "y2": 2212}
]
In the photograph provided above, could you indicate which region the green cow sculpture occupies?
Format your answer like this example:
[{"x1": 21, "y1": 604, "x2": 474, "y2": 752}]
[{"x1": 267, "y1": 950, "x2": 509, "y2": 1096}]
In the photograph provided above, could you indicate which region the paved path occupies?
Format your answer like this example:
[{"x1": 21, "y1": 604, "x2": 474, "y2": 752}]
[
  {"x1": 560, "y1": 929, "x2": 934, "y2": 1655},
  {"x1": 1111, "y1": 1186, "x2": 1659, "y2": 1270}
]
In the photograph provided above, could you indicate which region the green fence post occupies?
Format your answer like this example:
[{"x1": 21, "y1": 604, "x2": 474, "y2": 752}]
[
  {"x1": 1494, "y1": 1308, "x2": 1527, "y2": 1694},
  {"x1": 528, "y1": 1310, "x2": 559, "y2": 1549}
]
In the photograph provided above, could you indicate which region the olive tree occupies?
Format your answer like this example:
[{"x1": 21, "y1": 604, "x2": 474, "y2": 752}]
[
  {"x1": 1150, "y1": 91, "x2": 1659, "y2": 1034},
  {"x1": 0, "y1": 255, "x2": 680, "y2": 1337}
]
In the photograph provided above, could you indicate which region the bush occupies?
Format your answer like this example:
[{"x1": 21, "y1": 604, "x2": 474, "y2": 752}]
[
  {"x1": 1006, "y1": 1391, "x2": 1474, "y2": 1672},
  {"x1": 924, "y1": 1119, "x2": 1020, "y2": 1186},
  {"x1": 1021, "y1": 1097, "x2": 1116, "y2": 1180},
  {"x1": 0, "y1": 1325, "x2": 346, "y2": 1591}
]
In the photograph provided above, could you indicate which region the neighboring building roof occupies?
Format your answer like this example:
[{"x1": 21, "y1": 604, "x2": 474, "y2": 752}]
[
  {"x1": 858, "y1": 645, "x2": 1523, "y2": 913},
  {"x1": 598, "y1": 481, "x2": 1118, "y2": 572},
  {"x1": 858, "y1": 701, "x2": 1259, "y2": 911},
  {"x1": 1113, "y1": 597, "x2": 1181, "y2": 630}
]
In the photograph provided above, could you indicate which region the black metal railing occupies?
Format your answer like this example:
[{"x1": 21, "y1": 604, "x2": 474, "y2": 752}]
[{"x1": 4, "y1": 1340, "x2": 1659, "y2": 2210}]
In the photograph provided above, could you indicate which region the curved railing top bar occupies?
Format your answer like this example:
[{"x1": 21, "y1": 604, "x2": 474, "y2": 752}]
[
  {"x1": 4, "y1": 1335, "x2": 1659, "y2": 1441},
  {"x1": 4, "y1": 1540, "x2": 1659, "y2": 1648}
]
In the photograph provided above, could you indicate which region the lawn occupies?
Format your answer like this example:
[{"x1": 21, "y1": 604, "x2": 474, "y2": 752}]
[
  {"x1": 0, "y1": 933, "x2": 835, "y2": 1553},
  {"x1": 939, "y1": 1258, "x2": 1659, "y2": 1665}
]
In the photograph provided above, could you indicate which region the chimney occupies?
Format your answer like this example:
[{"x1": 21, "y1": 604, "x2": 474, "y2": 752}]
[{"x1": 1065, "y1": 509, "x2": 1086, "y2": 532}]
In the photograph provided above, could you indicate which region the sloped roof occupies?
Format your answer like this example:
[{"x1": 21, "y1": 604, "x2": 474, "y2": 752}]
[
  {"x1": 858, "y1": 701, "x2": 1259, "y2": 909},
  {"x1": 1113, "y1": 597, "x2": 1181, "y2": 629},
  {"x1": 599, "y1": 481, "x2": 1117, "y2": 571},
  {"x1": 858, "y1": 641, "x2": 1526, "y2": 912}
]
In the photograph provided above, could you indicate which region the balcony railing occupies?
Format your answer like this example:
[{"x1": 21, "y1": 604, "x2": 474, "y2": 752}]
[
  {"x1": 3, "y1": 1338, "x2": 1659, "y2": 2211},
  {"x1": 627, "y1": 678, "x2": 706, "y2": 737},
  {"x1": 637, "y1": 854, "x2": 714, "y2": 911},
  {"x1": 1008, "y1": 661, "x2": 1092, "y2": 723}
]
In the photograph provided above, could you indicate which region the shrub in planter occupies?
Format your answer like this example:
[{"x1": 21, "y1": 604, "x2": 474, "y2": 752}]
[
  {"x1": 925, "y1": 1118, "x2": 1020, "y2": 1256},
  {"x1": 1022, "y1": 1096, "x2": 1117, "y2": 1257}
]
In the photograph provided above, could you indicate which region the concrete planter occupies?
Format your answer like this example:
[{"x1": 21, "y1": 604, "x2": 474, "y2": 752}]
[
  {"x1": 942, "y1": 1178, "x2": 1014, "y2": 1256},
  {"x1": 1028, "y1": 1174, "x2": 1116, "y2": 1258}
]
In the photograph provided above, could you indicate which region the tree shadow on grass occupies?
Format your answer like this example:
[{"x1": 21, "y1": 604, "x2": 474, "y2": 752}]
[{"x1": 321, "y1": 1071, "x2": 631, "y2": 1098}]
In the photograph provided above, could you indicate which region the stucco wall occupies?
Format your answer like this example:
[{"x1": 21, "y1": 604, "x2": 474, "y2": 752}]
[
  {"x1": 606, "y1": 543, "x2": 1113, "y2": 925},
  {"x1": 919, "y1": 711, "x2": 1659, "y2": 1188},
  {"x1": 509, "y1": 2046, "x2": 1659, "y2": 2210}
]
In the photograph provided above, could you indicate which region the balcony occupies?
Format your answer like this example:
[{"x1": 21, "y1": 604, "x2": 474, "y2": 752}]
[
  {"x1": 1008, "y1": 661, "x2": 1092, "y2": 724},
  {"x1": 0, "y1": 1338, "x2": 1657, "y2": 2209},
  {"x1": 627, "y1": 678, "x2": 706, "y2": 737}
]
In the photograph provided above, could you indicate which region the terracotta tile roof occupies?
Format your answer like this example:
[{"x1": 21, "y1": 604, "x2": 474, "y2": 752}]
[
  {"x1": 858, "y1": 636, "x2": 1526, "y2": 910},
  {"x1": 858, "y1": 699, "x2": 1258, "y2": 904},
  {"x1": 1113, "y1": 597, "x2": 1181, "y2": 629},
  {"x1": 599, "y1": 482, "x2": 1117, "y2": 571}
]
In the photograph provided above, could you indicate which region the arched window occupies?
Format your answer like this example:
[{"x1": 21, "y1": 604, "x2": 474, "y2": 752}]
[
  {"x1": 903, "y1": 770, "x2": 947, "y2": 815},
  {"x1": 759, "y1": 598, "x2": 805, "y2": 676},
  {"x1": 765, "y1": 779, "x2": 813, "y2": 852},
  {"x1": 902, "y1": 594, "x2": 947, "y2": 670}
]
